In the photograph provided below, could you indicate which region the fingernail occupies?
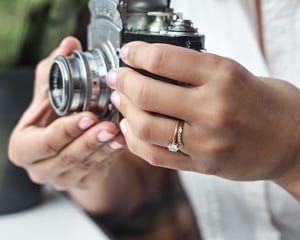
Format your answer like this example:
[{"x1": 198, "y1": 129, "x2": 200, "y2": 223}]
[
  {"x1": 97, "y1": 130, "x2": 114, "y2": 142},
  {"x1": 110, "y1": 141, "x2": 124, "y2": 150},
  {"x1": 110, "y1": 91, "x2": 120, "y2": 108},
  {"x1": 120, "y1": 45, "x2": 129, "y2": 61},
  {"x1": 119, "y1": 119, "x2": 127, "y2": 135},
  {"x1": 79, "y1": 117, "x2": 95, "y2": 130},
  {"x1": 106, "y1": 71, "x2": 117, "y2": 87}
]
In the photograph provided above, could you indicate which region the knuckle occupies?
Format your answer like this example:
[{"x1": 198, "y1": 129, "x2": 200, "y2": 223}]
[
  {"x1": 145, "y1": 45, "x2": 165, "y2": 72},
  {"x1": 84, "y1": 140, "x2": 100, "y2": 151},
  {"x1": 117, "y1": 68, "x2": 127, "y2": 91},
  {"x1": 44, "y1": 142, "x2": 59, "y2": 156},
  {"x1": 134, "y1": 80, "x2": 151, "y2": 108},
  {"x1": 63, "y1": 125, "x2": 79, "y2": 141},
  {"x1": 54, "y1": 118, "x2": 81, "y2": 141},
  {"x1": 134, "y1": 119, "x2": 153, "y2": 142},
  {"x1": 218, "y1": 59, "x2": 240, "y2": 84},
  {"x1": 60, "y1": 154, "x2": 78, "y2": 167}
]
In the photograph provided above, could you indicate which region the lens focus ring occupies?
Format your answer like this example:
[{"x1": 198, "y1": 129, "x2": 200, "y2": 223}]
[{"x1": 49, "y1": 49, "x2": 113, "y2": 117}]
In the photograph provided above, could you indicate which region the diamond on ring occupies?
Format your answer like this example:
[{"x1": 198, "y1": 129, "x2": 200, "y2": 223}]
[{"x1": 168, "y1": 142, "x2": 183, "y2": 152}]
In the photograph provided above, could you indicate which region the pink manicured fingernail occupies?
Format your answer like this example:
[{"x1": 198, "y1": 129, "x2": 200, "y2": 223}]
[
  {"x1": 110, "y1": 91, "x2": 120, "y2": 108},
  {"x1": 97, "y1": 131, "x2": 114, "y2": 142},
  {"x1": 119, "y1": 119, "x2": 127, "y2": 135},
  {"x1": 110, "y1": 141, "x2": 124, "y2": 150},
  {"x1": 120, "y1": 45, "x2": 129, "y2": 61},
  {"x1": 106, "y1": 71, "x2": 117, "y2": 87},
  {"x1": 79, "y1": 117, "x2": 95, "y2": 130}
]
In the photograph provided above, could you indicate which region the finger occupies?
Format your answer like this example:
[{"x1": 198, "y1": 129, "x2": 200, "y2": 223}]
[
  {"x1": 28, "y1": 121, "x2": 120, "y2": 182},
  {"x1": 54, "y1": 123, "x2": 123, "y2": 172},
  {"x1": 8, "y1": 37, "x2": 87, "y2": 168},
  {"x1": 53, "y1": 120, "x2": 119, "y2": 169},
  {"x1": 107, "y1": 68, "x2": 197, "y2": 122},
  {"x1": 117, "y1": 92, "x2": 216, "y2": 158},
  {"x1": 115, "y1": 92, "x2": 194, "y2": 151},
  {"x1": 120, "y1": 118, "x2": 196, "y2": 171},
  {"x1": 87, "y1": 132, "x2": 125, "y2": 163},
  {"x1": 120, "y1": 41, "x2": 218, "y2": 86},
  {"x1": 19, "y1": 112, "x2": 97, "y2": 164}
]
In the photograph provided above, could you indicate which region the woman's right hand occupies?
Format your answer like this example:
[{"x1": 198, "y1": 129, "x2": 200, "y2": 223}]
[{"x1": 8, "y1": 37, "x2": 125, "y2": 191}]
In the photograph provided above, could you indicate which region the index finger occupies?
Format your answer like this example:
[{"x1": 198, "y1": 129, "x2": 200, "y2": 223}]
[{"x1": 120, "y1": 41, "x2": 217, "y2": 86}]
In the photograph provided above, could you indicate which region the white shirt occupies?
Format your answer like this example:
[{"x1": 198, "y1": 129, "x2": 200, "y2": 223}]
[{"x1": 170, "y1": 0, "x2": 300, "y2": 239}]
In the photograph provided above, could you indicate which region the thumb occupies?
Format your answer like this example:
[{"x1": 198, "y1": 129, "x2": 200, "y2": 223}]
[
  {"x1": 52, "y1": 36, "x2": 82, "y2": 58},
  {"x1": 33, "y1": 37, "x2": 82, "y2": 103}
]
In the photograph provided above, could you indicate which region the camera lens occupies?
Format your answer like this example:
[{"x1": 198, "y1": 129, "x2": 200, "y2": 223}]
[
  {"x1": 49, "y1": 59, "x2": 70, "y2": 115},
  {"x1": 49, "y1": 49, "x2": 113, "y2": 117}
]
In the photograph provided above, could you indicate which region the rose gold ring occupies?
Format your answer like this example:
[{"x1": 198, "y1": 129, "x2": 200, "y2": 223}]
[{"x1": 167, "y1": 120, "x2": 184, "y2": 152}]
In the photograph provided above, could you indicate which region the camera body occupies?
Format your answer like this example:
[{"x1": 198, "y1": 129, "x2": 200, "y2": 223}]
[{"x1": 49, "y1": 0, "x2": 205, "y2": 124}]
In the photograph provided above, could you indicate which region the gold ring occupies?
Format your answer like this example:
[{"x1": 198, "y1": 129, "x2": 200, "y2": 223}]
[{"x1": 168, "y1": 120, "x2": 184, "y2": 152}]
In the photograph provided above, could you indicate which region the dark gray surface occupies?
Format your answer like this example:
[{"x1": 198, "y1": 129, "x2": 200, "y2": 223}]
[{"x1": 0, "y1": 68, "x2": 43, "y2": 215}]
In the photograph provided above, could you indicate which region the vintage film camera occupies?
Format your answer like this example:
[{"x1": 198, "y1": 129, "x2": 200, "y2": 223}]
[{"x1": 49, "y1": 0, "x2": 205, "y2": 124}]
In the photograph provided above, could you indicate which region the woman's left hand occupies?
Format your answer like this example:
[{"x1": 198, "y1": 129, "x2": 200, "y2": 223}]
[{"x1": 106, "y1": 41, "x2": 300, "y2": 188}]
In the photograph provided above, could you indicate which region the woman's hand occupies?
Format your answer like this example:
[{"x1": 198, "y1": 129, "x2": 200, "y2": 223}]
[
  {"x1": 106, "y1": 41, "x2": 300, "y2": 193},
  {"x1": 8, "y1": 37, "x2": 125, "y2": 191}
]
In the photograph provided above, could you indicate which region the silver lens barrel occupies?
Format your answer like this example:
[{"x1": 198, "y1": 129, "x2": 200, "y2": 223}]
[{"x1": 49, "y1": 49, "x2": 112, "y2": 117}]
